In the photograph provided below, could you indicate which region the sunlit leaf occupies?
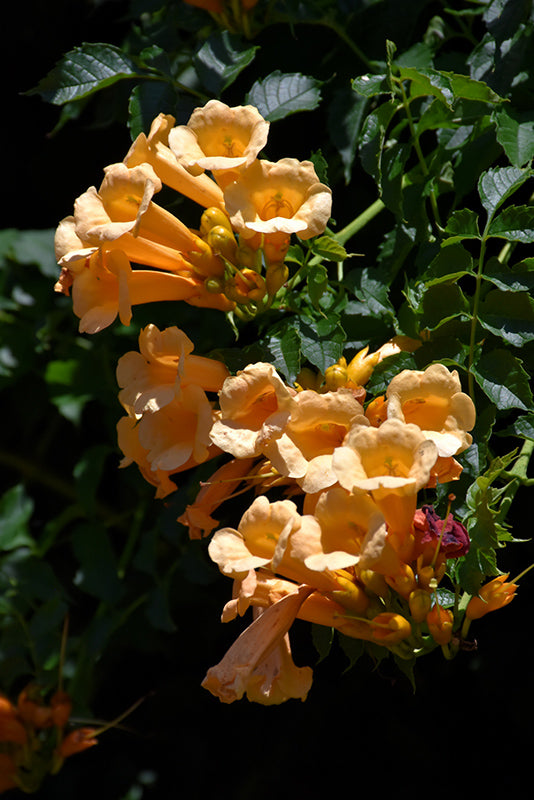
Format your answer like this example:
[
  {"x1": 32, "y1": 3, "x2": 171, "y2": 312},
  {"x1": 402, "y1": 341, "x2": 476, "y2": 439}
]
[{"x1": 246, "y1": 71, "x2": 322, "y2": 121}]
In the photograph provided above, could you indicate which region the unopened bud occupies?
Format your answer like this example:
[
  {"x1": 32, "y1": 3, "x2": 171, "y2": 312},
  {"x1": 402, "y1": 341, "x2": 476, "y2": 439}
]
[
  {"x1": 324, "y1": 359, "x2": 348, "y2": 390},
  {"x1": 188, "y1": 237, "x2": 225, "y2": 278},
  {"x1": 409, "y1": 589, "x2": 432, "y2": 623},
  {"x1": 205, "y1": 277, "x2": 225, "y2": 294},
  {"x1": 426, "y1": 605, "x2": 454, "y2": 645},
  {"x1": 200, "y1": 207, "x2": 232, "y2": 236},
  {"x1": 365, "y1": 395, "x2": 387, "y2": 427},
  {"x1": 465, "y1": 574, "x2": 517, "y2": 620},
  {"x1": 369, "y1": 612, "x2": 412, "y2": 644},
  {"x1": 347, "y1": 346, "x2": 380, "y2": 386},
  {"x1": 225, "y1": 269, "x2": 266, "y2": 304},
  {"x1": 207, "y1": 225, "x2": 238, "y2": 262},
  {"x1": 330, "y1": 575, "x2": 369, "y2": 615}
]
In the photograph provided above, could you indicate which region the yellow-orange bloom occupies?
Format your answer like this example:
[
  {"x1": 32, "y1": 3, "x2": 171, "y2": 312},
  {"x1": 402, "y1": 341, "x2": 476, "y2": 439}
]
[
  {"x1": 386, "y1": 363, "x2": 475, "y2": 458},
  {"x1": 259, "y1": 388, "x2": 369, "y2": 494},
  {"x1": 117, "y1": 324, "x2": 229, "y2": 416},
  {"x1": 224, "y1": 157, "x2": 332, "y2": 240},
  {"x1": 465, "y1": 574, "x2": 518, "y2": 620},
  {"x1": 332, "y1": 419, "x2": 438, "y2": 537},
  {"x1": 202, "y1": 584, "x2": 314, "y2": 704},
  {"x1": 168, "y1": 99, "x2": 269, "y2": 180},
  {"x1": 210, "y1": 362, "x2": 296, "y2": 458},
  {"x1": 208, "y1": 495, "x2": 338, "y2": 592},
  {"x1": 124, "y1": 112, "x2": 225, "y2": 209}
]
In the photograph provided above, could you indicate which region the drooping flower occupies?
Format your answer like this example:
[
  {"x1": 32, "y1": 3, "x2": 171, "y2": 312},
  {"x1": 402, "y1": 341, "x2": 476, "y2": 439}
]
[
  {"x1": 224, "y1": 157, "x2": 332, "y2": 240},
  {"x1": 168, "y1": 100, "x2": 270, "y2": 180},
  {"x1": 201, "y1": 584, "x2": 314, "y2": 704}
]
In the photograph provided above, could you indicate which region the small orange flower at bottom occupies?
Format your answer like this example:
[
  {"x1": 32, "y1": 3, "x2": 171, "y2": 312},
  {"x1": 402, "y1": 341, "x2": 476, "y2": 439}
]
[{"x1": 465, "y1": 574, "x2": 517, "y2": 620}]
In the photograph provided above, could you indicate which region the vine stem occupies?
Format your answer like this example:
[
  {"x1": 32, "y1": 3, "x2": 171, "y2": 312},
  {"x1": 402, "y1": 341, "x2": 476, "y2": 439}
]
[
  {"x1": 335, "y1": 197, "x2": 386, "y2": 246},
  {"x1": 467, "y1": 233, "x2": 487, "y2": 400}
]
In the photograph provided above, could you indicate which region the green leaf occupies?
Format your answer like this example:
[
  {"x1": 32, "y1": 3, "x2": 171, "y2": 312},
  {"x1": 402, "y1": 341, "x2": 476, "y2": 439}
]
[
  {"x1": 398, "y1": 65, "x2": 454, "y2": 106},
  {"x1": 311, "y1": 624, "x2": 334, "y2": 663},
  {"x1": 194, "y1": 31, "x2": 258, "y2": 94},
  {"x1": 422, "y1": 242, "x2": 474, "y2": 283},
  {"x1": 246, "y1": 71, "x2": 322, "y2": 122},
  {"x1": 500, "y1": 412, "x2": 534, "y2": 440},
  {"x1": 26, "y1": 43, "x2": 142, "y2": 104},
  {"x1": 471, "y1": 349, "x2": 533, "y2": 410},
  {"x1": 478, "y1": 166, "x2": 532, "y2": 221},
  {"x1": 352, "y1": 73, "x2": 390, "y2": 98},
  {"x1": 328, "y1": 87, "x2": 368, "y2": 183},
  {"x1": 493, "y1": 107, "x2": 534, "y2": 168},
  {"x1": 359, "y1": 100, "x2": 398, "y2": 184},
  {"x1": 444, "y1": 209, "x2": 481, "y2": 244},
  {"x1": 310, "y1": 236, "x2": 347, "y2": 262},
  {"x1": 483, "y1": 257, "x2": 534, "y2": 293},
  {"x1": 72, "y1": 523, "x2": 123, "y2": 604},
  {"x1": 307, "y1": 263, "x2": 329, "y2": 309},
  {"x1": 478, "y1": 289, "x2": 534, "y2": 347},
  {"x1": 265, "y1": 319, "x2": 301, "y2": 384},
  {"x1": 0, "y1": 485, "x2": 35, "y2": 551},
  {"x1": 298, "y1": 318, "x2": 346, "y2": 375},
  {"x1": 487, "y1": 205, "x2": 534, "y2": 243}
]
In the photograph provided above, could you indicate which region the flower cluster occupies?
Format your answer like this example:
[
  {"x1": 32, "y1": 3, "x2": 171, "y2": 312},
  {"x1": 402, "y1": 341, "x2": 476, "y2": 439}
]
[
  {"x1": 0, "y1": 685, "x2": 97, "y2": 794},
  {"x1": 52, "y1": 100, "x2": 521, "y2": 710},
  {"x1": 112, "y1": 319, "x2": 518, "y2": 706},
  {"x1": 54, "y1": 101, "x2": 331, "y2": 332}
]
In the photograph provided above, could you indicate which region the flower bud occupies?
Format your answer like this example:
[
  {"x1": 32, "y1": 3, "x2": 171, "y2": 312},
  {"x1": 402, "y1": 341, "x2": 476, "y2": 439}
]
[
  {"x1": 236, "y1": 244, "x2": 261, "y2": 271},
  {"x1": 386, "y1": 564, "x2": 417, "y2": 600},
  {"x1": 369, "y1": 612, "x2": 412, "y2": 644},
  {"x1": 207, "y1": 225, "x2": 238, "y2": 262},
  {"x1": 188, "y1": 237, "x2": 225, "y2": 278},
  {"x1": 358, "y1": 568, "x2": 390, "y2": 598},
  {"x1": 225, "y1": 269, "x2": 266, "y2": 305},
  {"x1": 200, "y1": 207, "x2": 233, "y2": 236},
  {"x1": 58, "y1": 727, "x2": 98, "y2": 759},
  {"x1": 324, "y1": 359, "x2": 348, "y2": 390},
  {"x1": 408, "y1": 589, "x2": 432, "y2": 623},
  {"x1": 426, "y1": 605, "x2": 454, "y2": 645},
  {"x1": 465, "y1": 574, "x2": 517, "y2": 620},
  {"x1": 50, "y1": 690, "x2": 73, "y2": 729},
  {"x1": 329, "y1": 575, "x2": 369, "y2": 615},
  {"x1": 347, "y1": 346, "x2": 380, "y2": 386},
  {"x1": 365, "y1": 395, "x2": 387, "y2": 427}
]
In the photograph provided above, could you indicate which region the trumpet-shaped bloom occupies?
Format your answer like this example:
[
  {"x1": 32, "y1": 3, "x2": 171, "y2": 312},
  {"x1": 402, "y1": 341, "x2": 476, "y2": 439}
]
[
  {"x1": 124, "y1": 112, "x2": 225, "y2": 209},
  {"x1": 135, "y1": 384, "x2": 217, "y2": 472},
  {"x1": 117, "y1": 324, "x2": 229, "y2": 416},
  {"x1": 202, "y1": 585, "x2": 314, "y2": 704},
  {"x1": 300, "y1": 486, "x2": 387, "y2": 573},
  {"x1": 168, "y1": 100, "x2": 270, "y2": 177},
  {"x1": 178, "y1": 457, "x2": 258, "y2": 539},
  {"x1": 224, "y1": 157, "x2": 332, "y2": 240},
  {"x1": 258, "y1": 388, "x2": 369, "y2": 494},
  {"x1": 332, "y1": 419, "x2": 438, "y2": 537},
  {"x1": 209, "y1": 362, "x2": 296, "y2": 458},
  {"x1": 208, "y1": 495, "x2": 338, "y2": 592},
  {"x1": 386, "y1": 364, "x2": 475, "y2": 458},
  {"x1": 117, "y1": 416, "x2": 182, "y2": 498}
]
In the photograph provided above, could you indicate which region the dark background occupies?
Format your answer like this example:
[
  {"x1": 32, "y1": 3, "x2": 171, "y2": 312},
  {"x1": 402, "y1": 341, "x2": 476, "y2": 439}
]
[{"x1": 5, "y1": 1, "x2": 534, "y2": 797}]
